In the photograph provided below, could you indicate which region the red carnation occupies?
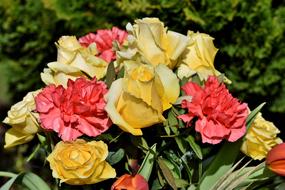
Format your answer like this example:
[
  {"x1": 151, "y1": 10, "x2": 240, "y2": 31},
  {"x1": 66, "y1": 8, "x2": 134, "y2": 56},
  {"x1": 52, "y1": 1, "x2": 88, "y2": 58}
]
[
  {"x1": 79, "y1": 27, "x2": 128, "y2": 63},
  {"x1": 179, "y1": 76, "x2": 249, "y2": 144},
  {"x1": 35, "y1": 77, "x2": 112, "y2": 141}
]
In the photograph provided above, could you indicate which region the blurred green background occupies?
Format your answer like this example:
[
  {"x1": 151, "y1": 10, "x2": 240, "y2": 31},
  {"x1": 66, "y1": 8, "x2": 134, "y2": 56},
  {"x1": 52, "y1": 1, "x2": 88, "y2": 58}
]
[{"x1": 0, "y1": 0, "x2": 284, "y2": 173}]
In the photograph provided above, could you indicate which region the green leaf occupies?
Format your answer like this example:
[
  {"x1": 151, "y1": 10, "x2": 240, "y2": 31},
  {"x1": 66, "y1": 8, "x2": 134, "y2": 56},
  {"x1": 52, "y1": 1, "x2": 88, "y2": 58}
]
[
  {"x1": 0, "y1": 172, "x2": 50, "y2": 190},
  {"x1": 198, "y1": 140, "x2": 242, "y2": 190},
  {"x1": 167, "y1": 109, "x2": 179, "y2": 127},
  {"x1": 246, "y1": 102, "x2": 266, "y2": 128},
  {"x1": 0, "y1": 173, "x2": 19, "y2": 190},
  {"x1": 183, "y1": 7, "x2": 205, "y2": 25},
  {"x1": 175, "y1": 137, "x2": 188, "y2": 154},
  {"x1": 107, "y1": 148, "x2": 125, "y2": 165},
  {"x1": 37, "y1": 133, "x2": 47, "y2": 145},
  {"x1": 174, "y1": 178, "x2": 189, "y2": 188},
  {"x1": 138, "y1": 144, "x2": 156, "y2": 181},
  {"x1": 186, "y1": 135, "x2": 203, "y2": 159},
  {"x1": 157, "y1": 157, "x2": 177, "y2": 190},
  {"x1": 105, "y1": 61, "x2": 116, "y2": 88},
  {"x1": 131, "y1": 136, "x2": 149, "y2": 152},
  {"x1": 0, "y1": 172, "x2": 17, "y2": 178},
  {"x1": 117, "y1": 67, "x2": 125, "y2": 79},
  {"x1": 151, "y1": 178, "x2": 163, "y2": 190},
  {"x1": 22, "y1": 172, "x2": 51, "y2": 190}
]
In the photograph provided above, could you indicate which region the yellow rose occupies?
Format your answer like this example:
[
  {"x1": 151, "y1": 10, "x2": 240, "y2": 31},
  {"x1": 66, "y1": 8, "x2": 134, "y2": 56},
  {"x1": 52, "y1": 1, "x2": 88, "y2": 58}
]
[
  {"x1": 118, "y1": 18, "x2": 189, "y2": 69},
  {"x1": 3, "y1": 90, "x2": 40, "y2": 149},
  {"x1": 241, "y1": 113, "x2": 282, "y2": 160},
  {"x1": 105, "y1": 61, "x2": 179, "y2": 135},
  {"x1": 47, "y1": 139, "x2": 116, "y2": 185},
  {"x1": 41, "y1": 36, "x2": 107, "y2": 87},
  {"x1": 178, "y1": 31, "x2": 219, "y2": 80}
]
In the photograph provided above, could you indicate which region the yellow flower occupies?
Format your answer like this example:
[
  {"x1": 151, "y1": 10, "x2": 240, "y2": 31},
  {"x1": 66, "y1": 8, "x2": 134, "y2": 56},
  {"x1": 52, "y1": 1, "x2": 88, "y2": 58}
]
[
  {"x1": 241, "y1": 113, "x2": 282, "y2": 160},
  {"x1": 105, "y1": 62, "x2": 179, "y2": 135},
  {"x1": 178, "y1": 31, "x2": 219, "y2": 80},
  {"x1": 47, "y1": 139, "x2": 116, "y2": 185},
  {"x1": 117, "y1": 18, "x2": 189, "y2": 69},
  {"x1": 3, "y1": 90, "x2": 40, "y2": 149},
  {"x1": 41, "y1": 36, "x2": 107, "y2": 87}
]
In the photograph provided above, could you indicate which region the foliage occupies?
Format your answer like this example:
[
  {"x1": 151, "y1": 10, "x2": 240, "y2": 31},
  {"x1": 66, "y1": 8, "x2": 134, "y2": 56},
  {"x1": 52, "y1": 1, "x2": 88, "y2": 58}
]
[{"x1": 0, "y1": 0, "x2": 284, "y2": 115}]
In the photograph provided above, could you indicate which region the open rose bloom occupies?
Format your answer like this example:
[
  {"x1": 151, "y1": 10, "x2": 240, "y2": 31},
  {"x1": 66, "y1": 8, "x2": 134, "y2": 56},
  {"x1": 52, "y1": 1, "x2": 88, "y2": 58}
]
[{"x1": 1, "y1": 17, "x2": 283, "y2": 190}]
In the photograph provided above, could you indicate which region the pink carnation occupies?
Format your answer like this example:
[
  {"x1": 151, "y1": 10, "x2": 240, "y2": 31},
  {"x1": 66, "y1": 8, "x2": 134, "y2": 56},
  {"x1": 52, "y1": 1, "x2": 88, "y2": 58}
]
[
  {"x1": 179, "y1": 76, "x2": 249, "y2": 144},
  {"x1": 79, "y1": 27, "x2": 128, "y2": 63},
  {"x1": 35, "y1": 77, "x2": 112, "y2": 141}
]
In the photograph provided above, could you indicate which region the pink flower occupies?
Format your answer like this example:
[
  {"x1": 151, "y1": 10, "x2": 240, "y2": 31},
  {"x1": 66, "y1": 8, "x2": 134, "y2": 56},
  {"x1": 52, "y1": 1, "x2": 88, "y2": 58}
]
[
  {"x1": 179, "y1": 76, "x2": 248, "y2": 144},
  {"x1": 35, "y1": 77, "x2": 112, "y2": 141},
  {"x1": 79, "y1": 27, "x2": 128, "y2": 63}
]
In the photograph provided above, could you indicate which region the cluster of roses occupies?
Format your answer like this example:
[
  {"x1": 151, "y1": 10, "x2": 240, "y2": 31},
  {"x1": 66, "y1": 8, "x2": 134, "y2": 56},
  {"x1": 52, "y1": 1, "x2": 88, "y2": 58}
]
[{"x1": 2, "y1": 18, "x2": 284, "y2": 189}]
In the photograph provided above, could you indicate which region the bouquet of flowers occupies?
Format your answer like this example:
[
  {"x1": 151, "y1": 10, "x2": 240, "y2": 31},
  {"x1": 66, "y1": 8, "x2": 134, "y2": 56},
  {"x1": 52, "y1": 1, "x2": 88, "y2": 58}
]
[{"x1": 1, "y1": 17, "x2": 285, "y2": 190}]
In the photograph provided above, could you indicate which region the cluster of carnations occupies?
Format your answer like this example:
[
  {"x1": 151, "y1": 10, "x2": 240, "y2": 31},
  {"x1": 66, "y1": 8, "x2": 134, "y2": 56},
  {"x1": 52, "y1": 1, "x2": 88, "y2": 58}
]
[{"x1": 2, "y1": 18, "x2": 284, "y2": 190}]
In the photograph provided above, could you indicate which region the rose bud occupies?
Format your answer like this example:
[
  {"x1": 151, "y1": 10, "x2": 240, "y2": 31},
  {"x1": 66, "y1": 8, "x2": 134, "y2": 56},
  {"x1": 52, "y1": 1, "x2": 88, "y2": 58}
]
[
  {"x1": 111, "y1": 174, "x2": 149, "y2": 190},
  {"x1": 266, "y1": 143, "x2": 285, "y2": 176}
]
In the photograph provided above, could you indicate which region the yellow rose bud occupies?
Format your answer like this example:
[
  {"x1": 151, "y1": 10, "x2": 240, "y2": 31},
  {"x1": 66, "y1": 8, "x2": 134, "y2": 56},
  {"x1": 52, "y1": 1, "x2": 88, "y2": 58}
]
[
  {"x1": 47, "y1": 139, "x2": 116, "y2": 185},
  {"x1": 241, "y1": 113, "x2": 282, "y2": 160},
  {"x1": 178, "y1": 31, "x2": 219, "y2": 80},
  {"x1": 105, "y1": 62, "x2": 179, "y2": 135},
  {"x1": 118, "y1": 18, "x2": 189, "y2": 69},
  {"x1": 3, "y1": 90, "x2": 40, "y2": 148},
  {"x1": 41, "y1": 36, "x2": 107, "y2": 87}
]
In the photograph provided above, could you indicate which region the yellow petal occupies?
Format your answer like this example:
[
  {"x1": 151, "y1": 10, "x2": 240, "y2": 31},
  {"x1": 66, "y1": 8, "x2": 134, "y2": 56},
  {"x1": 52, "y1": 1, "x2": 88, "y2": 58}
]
[
  {"x1": 4, "y1": 128, "x2": 34, "y2": 149},
  {"x1": 241, "y1": 113, "x2": 282, "y2": 160},
  {"x1": 116, "y1": 91, "x2": 165, "y2": 129},
  {"x1": 155, "y1": 64, "x2": 180, "y2": 110},
  {"x1": 166, "y1": 31, "x2": 189, "y2": 68},
  {"x1": 105, "y1": 79, "x2": 143, "y2": 136},
  {"x1": 183, "y1": 31, "x2": 219, "y2": 80},
  {"x1": 136, "y1": 22, "x2": 165, "y2": 66},
  {"x1": 71, "y1": 52, "x2": 107, "y2": 79}
]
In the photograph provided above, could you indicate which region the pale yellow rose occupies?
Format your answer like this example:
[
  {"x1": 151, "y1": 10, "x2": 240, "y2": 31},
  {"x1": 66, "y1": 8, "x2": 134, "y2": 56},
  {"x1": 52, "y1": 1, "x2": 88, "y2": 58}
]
[
  {"x1": 241, "y1": 113, "x2": 282, "y2": 160},
  {"x1": 41, "y1": 36, "x2": 107, "y2": 87},
  {"x1": 47, "y1": 139, "x2": 116, "y2": 185},
  {"x1": 178, "y1": 31, "x2": 219, "y2": 80},
  {"x1": 117, "y1": 18, "x2": 189, "y2": 69},
  {"x1": 3, "y1": 90, "x2": 40, "y2": 148},
  {"x1": 105, "y1": 61, "x2": 179, "y2": 135}
]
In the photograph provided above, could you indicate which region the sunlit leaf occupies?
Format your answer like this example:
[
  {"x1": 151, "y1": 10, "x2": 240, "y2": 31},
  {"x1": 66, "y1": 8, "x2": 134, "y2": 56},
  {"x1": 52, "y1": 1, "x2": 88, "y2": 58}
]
[
  {"x1": 186, "y1": 135, "x2": 203, "y2": 159},
  {"x1": 138, "y1": 144, "x2": 156, "y2": 181},
  {"x1": 157, "y1": 157, "x2": 177, "y2": 190}
]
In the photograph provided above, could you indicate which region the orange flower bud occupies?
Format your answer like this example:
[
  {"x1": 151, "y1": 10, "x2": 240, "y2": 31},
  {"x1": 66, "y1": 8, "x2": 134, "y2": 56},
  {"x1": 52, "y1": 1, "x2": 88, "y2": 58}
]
[
  {"x1": 111, "y1": 174, "x2": 149, "y2": 190},
  {"x1": 266, "y1": 143, "x2": 285, "y2": 176}
]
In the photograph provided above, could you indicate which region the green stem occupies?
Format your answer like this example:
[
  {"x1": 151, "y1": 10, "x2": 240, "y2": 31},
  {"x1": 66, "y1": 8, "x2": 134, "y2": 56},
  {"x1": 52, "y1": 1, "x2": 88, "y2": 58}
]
[{"x1": 26, "y1": 144, "x2": 41, "y2": 162}]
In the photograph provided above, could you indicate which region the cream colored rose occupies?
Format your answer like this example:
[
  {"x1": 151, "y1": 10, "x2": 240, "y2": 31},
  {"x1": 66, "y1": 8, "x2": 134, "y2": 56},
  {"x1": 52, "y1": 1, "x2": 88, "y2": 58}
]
[
  {"x1": 47, "y1": 139, "x2": 116, "y2": 185},
  {"x1": 3, "y1": 90, "x2": 40, "y2": 148},
  {"x1": 241, "y1": 113, "x2": 282, "y2": 160},
  {"x1": 105, "y1": 61, "x2": 179, "y2": 135},
  {"x1": 117, "y1": 18, "x2": 189, "y2": 69},
  {"x1": 178, "y1": 31, "x2": 219, "y2": 80},
  {"x1": 41, "y1": 36, "x2": 107, "y2": 87}
]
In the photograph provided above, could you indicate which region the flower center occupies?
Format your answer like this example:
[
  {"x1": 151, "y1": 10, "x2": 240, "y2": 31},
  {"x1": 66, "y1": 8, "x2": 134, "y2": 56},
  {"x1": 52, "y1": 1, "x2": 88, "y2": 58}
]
[
  {"x1": 70, "y1": 150, "x2": 79, "y2": 160},
  {"x1": 130, "y1": 65, "x2": 154, "y2": 82}
]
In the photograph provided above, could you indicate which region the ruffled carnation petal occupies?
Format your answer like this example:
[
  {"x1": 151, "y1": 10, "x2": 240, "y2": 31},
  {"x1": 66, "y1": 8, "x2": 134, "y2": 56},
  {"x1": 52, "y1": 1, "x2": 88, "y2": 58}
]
[
  {"x1": 36, "y1": 77, "x2": 112, "y2": 141},
  {"x1": 179, "y1": 76, "x2": 248, "y2": 144},
  {"x1": 79, "y1": 27, "x2": 128, "y2": 63}
]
